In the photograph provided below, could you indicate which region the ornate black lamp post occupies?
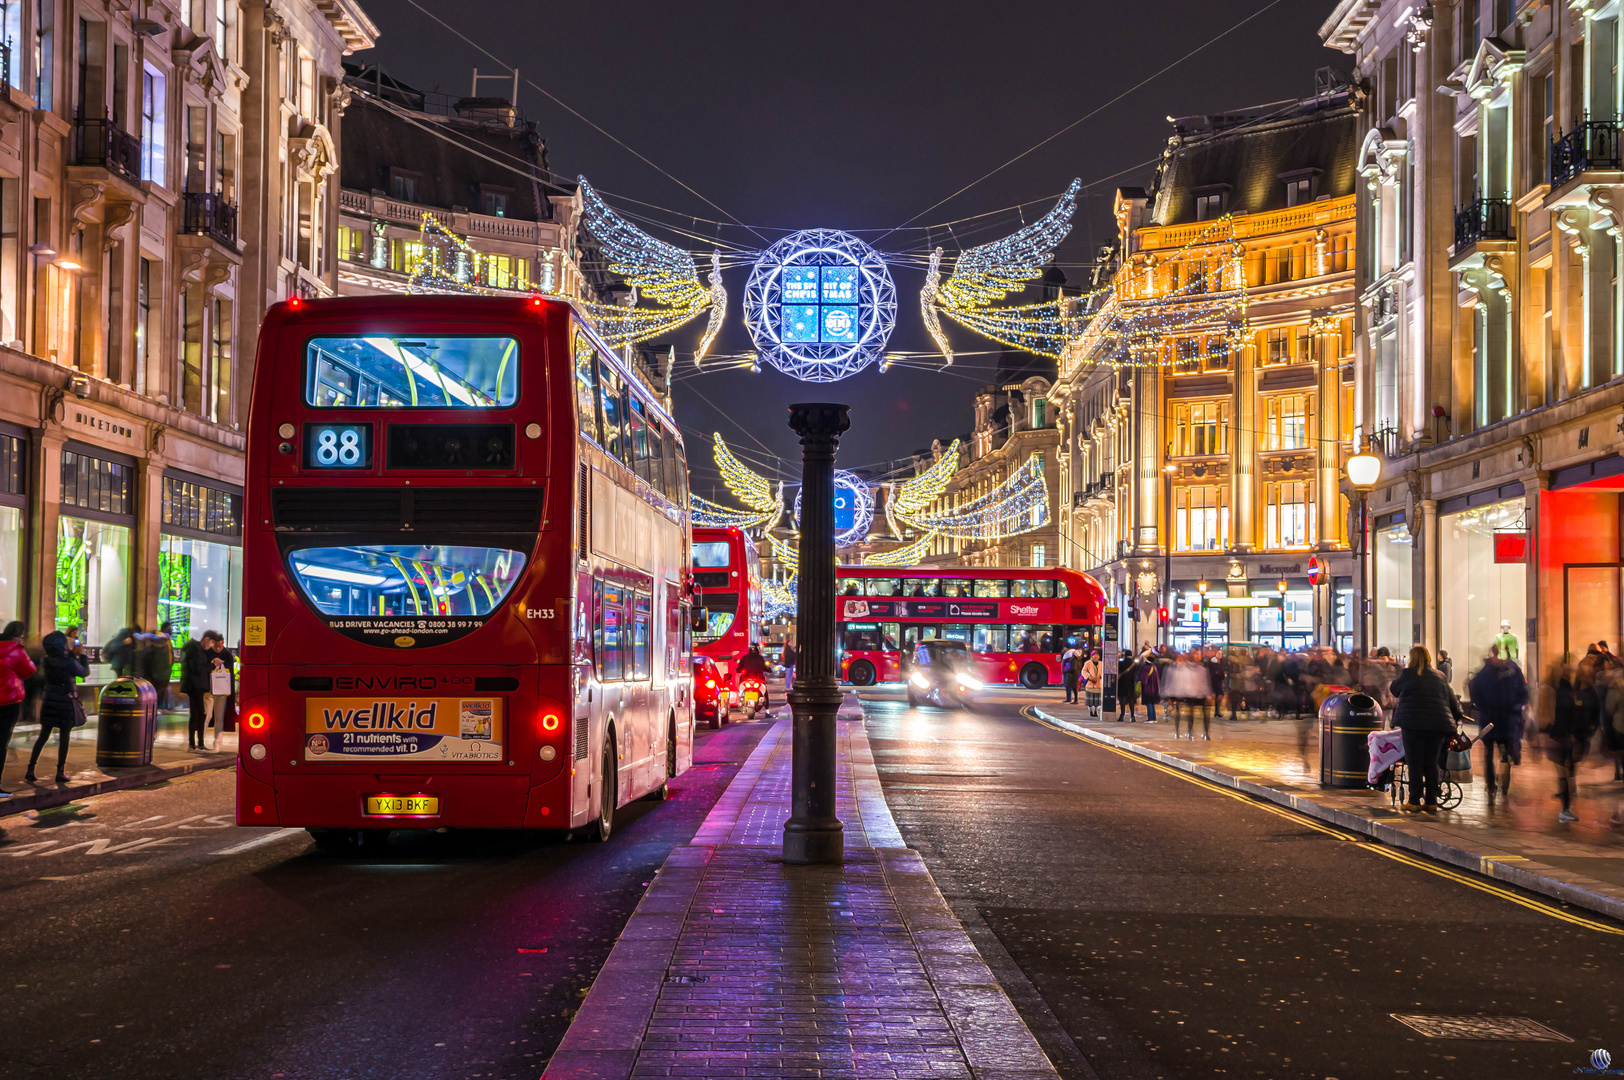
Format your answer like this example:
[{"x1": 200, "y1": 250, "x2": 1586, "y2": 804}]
[{"x1": 782, "y1": 402, "x2": 849, "y2": 865}]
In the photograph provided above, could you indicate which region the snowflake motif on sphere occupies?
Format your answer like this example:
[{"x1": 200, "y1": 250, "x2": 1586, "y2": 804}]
[{"x1": 744, "y1": 229, "x2": 897, "y2": 382}]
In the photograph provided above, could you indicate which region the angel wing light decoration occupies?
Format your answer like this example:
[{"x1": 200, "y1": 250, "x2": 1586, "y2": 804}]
[
  {"x1": 688, "y1": 434, "x2": 785, "y2": 529},
  {"x1": 924, "y1": 179, "x2": 1084, "y2": 361},
  {"x1": 892, "y1": 454, "x2": 1050, "y2": 540},
  {"x1": 577, "y1": 176, "x2": 721, "y2": 349},
  {"x1": 885, "y1": 440, "x2": 961, "y2": 537}
]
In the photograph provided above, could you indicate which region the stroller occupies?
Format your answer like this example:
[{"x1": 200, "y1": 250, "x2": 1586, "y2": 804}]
[{"x1": 1380, "y1": 726, "x2": 1482, "y2": 811}]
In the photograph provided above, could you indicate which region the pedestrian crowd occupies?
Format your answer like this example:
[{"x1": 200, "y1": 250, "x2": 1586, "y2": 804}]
[
  {"x1": 1082, "y1": 634, "x2": 1624, "y2": 826},
  {"x1": 0, "y1": 621, "x2": 237, "y2": 796}
]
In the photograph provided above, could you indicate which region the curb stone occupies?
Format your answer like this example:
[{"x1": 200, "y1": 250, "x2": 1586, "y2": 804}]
[{"x1": 1033, "y1": 707, "x2": 1624, "y2": 926}]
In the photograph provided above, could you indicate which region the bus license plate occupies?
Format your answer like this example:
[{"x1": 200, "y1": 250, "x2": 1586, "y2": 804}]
[{"x1": 365, "y1": 795, "x2": 440, "y2": 816}]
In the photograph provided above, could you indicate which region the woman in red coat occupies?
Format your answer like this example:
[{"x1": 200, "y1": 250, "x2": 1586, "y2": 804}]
[{"x1": 0, "y1": 621, "x2": 38, "y2": 796}]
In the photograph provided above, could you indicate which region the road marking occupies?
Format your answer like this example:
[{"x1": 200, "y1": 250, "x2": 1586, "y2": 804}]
[
  {"x1": 212, "y1": 828, "x2": 305, "y2": 856},
  {"x1": 1019, "y1": 707, "x2": 1624, "y2": 937}
]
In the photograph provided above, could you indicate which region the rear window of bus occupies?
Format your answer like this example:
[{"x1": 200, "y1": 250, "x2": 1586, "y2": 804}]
[
  {"x1": 693, "y1": 542, "x2": 731, "y2": 569},
  {"x1": 305, "y1": 335, "x2": 519, "y2": 408}
]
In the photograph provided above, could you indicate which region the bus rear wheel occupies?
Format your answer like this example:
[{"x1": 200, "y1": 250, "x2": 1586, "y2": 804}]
[
  {"x1": 848, "y1": 660, "x2": 876, "y2": 686},
  {"x1": 1019, "y1": 663, "x2": 1048, "y2": 690},
  {"x1": 588, "y1": 736, "x2": 617, "y2": 841}
]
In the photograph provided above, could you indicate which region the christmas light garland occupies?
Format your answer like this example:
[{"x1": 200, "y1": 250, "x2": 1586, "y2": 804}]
[
  {"x1": 895, "y1": 454, "x2": 1050, "y2": 540},
  {"x1": 577, "y1": 176, "x2": 718, "y2": 348},
  {"x1": 690, "y1": 494, "x2": 777, "y2": 529},
  {"x1": 862, "y1": 531, "x2": 939, "y2": 567}
]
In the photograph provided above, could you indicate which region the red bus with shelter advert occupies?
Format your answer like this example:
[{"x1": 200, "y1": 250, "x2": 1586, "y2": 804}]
[
  {"x1": 237, "y1": 294, "x2": 695, "y2": 845},
  {"x1": 836, "y1": 566, "x2": 1107, "y2": 688}
]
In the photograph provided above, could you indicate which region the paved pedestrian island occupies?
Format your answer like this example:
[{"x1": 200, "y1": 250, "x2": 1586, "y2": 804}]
[
  {"x1": 2, "y1": 715, "x2": 236, "y2": 817},
  {"x1": 1036, "y1": 703, "x2": 1624, "y2": 923},
  {"x1": 543, "y1": 711, "x2": 1060, "y2": 1080}
]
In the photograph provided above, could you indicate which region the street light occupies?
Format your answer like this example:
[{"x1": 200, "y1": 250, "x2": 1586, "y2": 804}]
[
  {"x1": 1346, "y1": 447, "x2": 1383, "y2": 658},
  {"x1": 1162, "y1": 462, "x2": 1177, "y2": 649},
  {"x1": 1277, "y1": 577, "x2": 1289, "y2": 652},
  {"x1": 1197, "y1": 577, "x2": 1208, "y2": 652}
]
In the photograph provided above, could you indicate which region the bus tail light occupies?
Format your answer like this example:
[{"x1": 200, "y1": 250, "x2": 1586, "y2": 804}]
[
  {"x1": 245, "y1": 711, "x2": 268, "y2": 731},
  {"x1": 541, "y1": 712, "x2": 561, "y2": 732},
  {"x1": 249, "y1": 743, "x2": 267, "y2": 760}
]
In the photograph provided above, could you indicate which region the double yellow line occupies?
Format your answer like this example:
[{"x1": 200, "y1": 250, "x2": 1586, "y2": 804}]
[{"x1": 1021, "y1": 707, "x2": 1624, "y2": 937}]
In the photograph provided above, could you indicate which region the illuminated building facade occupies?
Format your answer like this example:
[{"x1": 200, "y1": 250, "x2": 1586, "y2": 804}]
[
  {"x1": 0, "y1": 0, "x2": 373, "y2": 676},
  {"x1": 1055, "y1": 91, "x2": 1361, "y2": 652},
  {"x1": 1324, "y1": 0, "x2": 1624, "y2": 694}
]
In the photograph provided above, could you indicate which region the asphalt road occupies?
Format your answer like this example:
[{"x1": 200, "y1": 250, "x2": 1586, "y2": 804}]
[
  {"x1": 862, "y1": 689, "x2": 1624, "y2": 1080},
  {"x1": 0, "y1": 714, "x2": 772, "y2": 1080}
]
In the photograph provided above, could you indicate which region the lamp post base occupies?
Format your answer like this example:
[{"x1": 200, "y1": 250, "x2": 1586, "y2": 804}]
[{"x1": 781, "y1": 684, "x2": 845, "y2": 865}]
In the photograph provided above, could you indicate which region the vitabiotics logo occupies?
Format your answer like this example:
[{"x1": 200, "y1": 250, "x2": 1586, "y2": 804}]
[{"x1": 1576, "y1": 1048, "x2": 1621, "y2": 1075}]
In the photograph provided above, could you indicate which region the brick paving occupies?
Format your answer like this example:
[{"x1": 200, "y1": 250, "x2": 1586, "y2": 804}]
[
  {"x1": 1036, "y1": 702, "x2": 1624, "y2": 921},
  {"x1": 544, "y1": 711, "x2": 1060, "y2": 1080}
]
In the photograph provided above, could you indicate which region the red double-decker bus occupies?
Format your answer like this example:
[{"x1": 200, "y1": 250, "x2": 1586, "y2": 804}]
[
  {"x1": 691, "y1": 526, "x2": 763, "y2": 702},
  {"x1": 836, "y1": 566, "x2": 1108, "y2": 688},
  {"x1": 237, "y1": 295, "x2": 694, "y2": 845}
]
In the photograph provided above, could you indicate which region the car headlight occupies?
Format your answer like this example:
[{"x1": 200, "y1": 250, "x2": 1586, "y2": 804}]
[
  {"x1": 958, "y1": 676, "x2": 984, "y2": 691},
  {"x1": 909, "y1": 671, "x2": 930, "y2": 689}
]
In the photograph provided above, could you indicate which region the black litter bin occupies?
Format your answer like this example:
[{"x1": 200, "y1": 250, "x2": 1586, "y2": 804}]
[
  {"x1": 97, "y1": 677, "x2": 157, "y2": 768},
  {"x1": 1319, "y1": 689, "x2": 1382, "y2": 788}
]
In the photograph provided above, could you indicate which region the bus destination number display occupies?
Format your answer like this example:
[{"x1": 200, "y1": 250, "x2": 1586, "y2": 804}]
[{"x1": 305, "y1": 423, "x2": 371, "y2": 469}]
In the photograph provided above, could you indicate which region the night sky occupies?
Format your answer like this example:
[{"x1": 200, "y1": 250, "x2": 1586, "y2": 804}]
[{"x1": 364, "y1": 0, "x2": 1335, "y2": 498}]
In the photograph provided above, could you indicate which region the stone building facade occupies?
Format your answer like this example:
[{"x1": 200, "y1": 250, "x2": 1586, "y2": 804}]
[
  {"x1": 0, "y1": 0, "x2": 373, "y2": 682},
  {"x1": 1052, "y1": 92, "x2": 1361, "y2": 654},
  {"x1": 1323, "y1": 0, "x2": 1624, "y2": 697}
]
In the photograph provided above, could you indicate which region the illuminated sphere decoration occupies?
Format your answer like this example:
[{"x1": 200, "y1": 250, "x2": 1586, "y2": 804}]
[
  {"x1": 794, "y1": 470, "x2": 875, "y2": 547},
  {"x1": 744, "y1": 229, "x2": 897, "y2": 382}
]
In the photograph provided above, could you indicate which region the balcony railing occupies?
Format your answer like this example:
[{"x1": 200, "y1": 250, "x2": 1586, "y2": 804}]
[
  {"x1": 1453, "y1": 196, "x2": 1512, "y2": 248},
  {"x1": 75, "y1": 115, "x2": 142, "y2": 183},
  {"x1": 1551, "y1": 119, "x2": 1624, "y2": 187},
  {"x1": 180, "y1": 192, "x2": 238, "y2": 247},
  {"x1": 1370, "y1": 425, "x2": 1404, "y2": 460}
]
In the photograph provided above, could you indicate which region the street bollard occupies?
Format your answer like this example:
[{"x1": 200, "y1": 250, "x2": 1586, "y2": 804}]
[{"x1": 782, "y1": 402, "x2": 848, "y2": 866}]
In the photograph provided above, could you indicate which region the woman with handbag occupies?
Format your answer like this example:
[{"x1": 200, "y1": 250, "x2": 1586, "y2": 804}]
[
  {"x1": 26, "y1": 631, "x2": 88, "y2": 785},
  {"x1": 1388, "y1": 645, "x2": 1462, "y2": 813}
]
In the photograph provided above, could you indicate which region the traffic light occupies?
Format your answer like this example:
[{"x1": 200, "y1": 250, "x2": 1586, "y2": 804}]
[{"x1": 1157, "y1": 606, "x2": 1171, "y2": 627}]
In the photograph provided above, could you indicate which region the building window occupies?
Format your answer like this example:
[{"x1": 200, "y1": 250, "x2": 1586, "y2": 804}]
[
  {"x1": 1264, "y1": 394, "x2": 1313, "y2": 451},
  {"x1": 210, "y1": 296, "x2": 231, "y2": 426},
  {"x1": 33, "y1": 0, "x2": 51, "y2": 110},
  {"x1": 1542, "y1": 73, "x2": 1555, "y2": 185},
  {"x1": 389, "y1": 238, "x2": 426, "y2": 275},
  {"x1": 481, "y1": 189, "x2": 508, "y2": 217},
  {"x1": 1265, "y1": 481, "x2": 1315, "y2": 549},
  {"x1": 179, "y1": 284, "x2": 203, "y2": 415},
  {"x1": 60, "y1": 450, "x2": 132, "y2": 515},
  {"x1": 134, "y1": 257, "x2": 151, "y2": 392},
  {"x1": 1030, "y1": 543, "x2": 1046, "y2": 568},
  {"x1": 161, "y1": 476, "x2": 241, "y2": 536},
  {"x1": 1171, "y1": 400, "x2": 1228, "y2": 456},
  {"x1": 390, "y1": 172, "x2": 416, "y2": 202},
  {"x1": 1, "y1": 2, "x2": 22, "y2": 91},
  {"x1": 1285, "y1": 177, "x2": 1311, "y2": 206},
  {"x1": 298, "y1": 52, "x2": 315, "y2": 120},
  {"x1": 1174, "y1": 485, "x2": 1228, "y2": 552},
  {"x1": 1265, "y1": 327, "x2": 1290, "y2": 365},
  {"x1": 484, "y1": 253, "x2": 529, "y2": 290},
  {"x1": 337, "y1": 225, "x2": 368, "y2": 262},
  {"x1": 1195, "y1": 193, "x2": 1222, "y2": 220},
  {"x1": 140, "y1": 67, "x2": 164, "y2": 183}
]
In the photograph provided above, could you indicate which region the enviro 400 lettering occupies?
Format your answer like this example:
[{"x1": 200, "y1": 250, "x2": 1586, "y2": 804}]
[{"x1": 321, "y1": 702, "x2": 439, "y2": 731}]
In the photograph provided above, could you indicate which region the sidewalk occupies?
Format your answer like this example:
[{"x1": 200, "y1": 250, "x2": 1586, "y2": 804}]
[
  {"x1": 1035, "y1": 703, "x2": 1624, "y2": 923},
  {"x1": 543, "y1": 704, "x2": 1062, "y2": 1080},
  {"x1": 2, "y1": 712, "x2": 237, "y2": 816}
]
